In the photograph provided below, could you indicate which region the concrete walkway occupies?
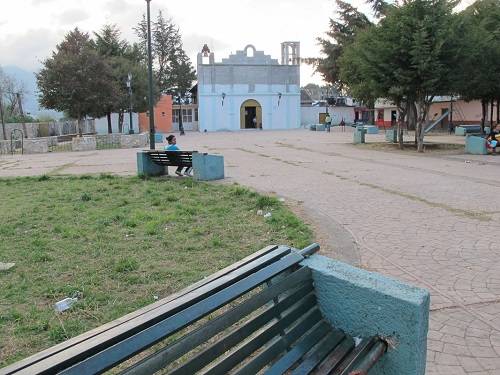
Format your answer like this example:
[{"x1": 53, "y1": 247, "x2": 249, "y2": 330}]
[{"x1": 1, "y1": 128, "x2": 500, "y2": 374}]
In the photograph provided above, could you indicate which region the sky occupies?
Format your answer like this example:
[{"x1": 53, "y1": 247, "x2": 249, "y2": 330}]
[{"x1": 0, "y1": 0, "x2": 378, "y2": 86}]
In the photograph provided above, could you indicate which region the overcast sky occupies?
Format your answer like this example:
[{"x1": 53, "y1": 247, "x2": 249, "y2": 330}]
[
  {"x1": 0, "y1": 0, "x2": 474, "y2": 86},
  {"x1": 0, "y1": 0, "x2": 381, "y2": 86}
]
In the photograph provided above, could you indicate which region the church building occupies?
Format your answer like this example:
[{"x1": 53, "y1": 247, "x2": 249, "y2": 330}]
[{"x1": 197, "y1": 42, "x2": 301, "y2": 132}]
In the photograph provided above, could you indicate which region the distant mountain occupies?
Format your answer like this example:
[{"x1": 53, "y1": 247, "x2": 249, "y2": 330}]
[{"x1": 2, "y1": 65, "x2": 61, "y2": 119}]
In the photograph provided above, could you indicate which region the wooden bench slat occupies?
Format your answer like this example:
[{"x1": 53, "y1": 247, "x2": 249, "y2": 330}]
[
  {"x1": 55, "y1": 252, "x2": 304, "y2": 375},
  {"x1": 170, "y1": 289, "x2": 317, "y2": 375},
  {"x1": 234, "y1": 311, "x2": 329, "y2": 375},
  {"x1": 312, "y1": 337, "x2": 355, "y2": 375},
  {"x1": 1, "y1": 245, "x2": 282, "y2": 375},
  {"x1": 198, "y1": 301, "x2": 320, "y2": 375},
  {"x1": 263, "y1": 320, "x2": 335, "y2": 375},
  {"x1": 290, "y1": 330, "x2": 346, "y2": 375},
  {"x1": 121, "y1": 267, "x2": 313, "y2": 375}
]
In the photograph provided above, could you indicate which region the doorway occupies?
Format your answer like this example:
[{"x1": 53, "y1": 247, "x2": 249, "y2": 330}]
[{"x1": 240, "y1": 99, "x2": 262, "y2": 129}]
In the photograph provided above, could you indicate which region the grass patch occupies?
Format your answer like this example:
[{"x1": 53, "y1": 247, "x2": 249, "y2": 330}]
[{"x1": 0, "y1": 176, "x2": 312, "y2": 365}]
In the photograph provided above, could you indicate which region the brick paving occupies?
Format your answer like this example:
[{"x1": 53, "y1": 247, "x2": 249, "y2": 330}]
[{"x1": 1, "y1": 128, "x2": 500, "y2": 374}]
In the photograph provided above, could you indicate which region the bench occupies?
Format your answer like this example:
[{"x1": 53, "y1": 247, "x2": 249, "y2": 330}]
[
  {"x1": 146, "y1": 150, "x2": 194, "y2": 174},
  {"x1": 2, "y1": 244, "x2": 389, "y2": 375}
]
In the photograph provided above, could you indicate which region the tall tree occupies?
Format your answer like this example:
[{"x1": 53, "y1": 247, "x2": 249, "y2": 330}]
[
  {"x1": 341, "y1": 0, "x2": 457, "y2": 152},
  {"x1": 453, "y1": 0, "x2": 500, "y2": 130},
  {"x1": 37, "y1": 28, "x2": 119, "y2": 135},
  {"x1": 93, "y1": 25, "x2": 150, "y2": 133},
  {"x1": 135, "y1": 11, "x2": 196, "y2": 94},
  {"x1": 306, "y1": 0, "x2": 372, "y2": 91}
]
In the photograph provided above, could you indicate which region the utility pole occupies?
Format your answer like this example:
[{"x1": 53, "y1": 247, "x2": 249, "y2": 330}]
[
  {"x1": 146, "y1": 0, "x2": 155, "y2": 149},
  {"x1": 127, "y1": 73, "x2": 134, "y2": 134}
]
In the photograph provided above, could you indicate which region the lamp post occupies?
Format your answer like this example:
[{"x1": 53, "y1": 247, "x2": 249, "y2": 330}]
[
  {"x1": 127, "y1": 72, "x2": 134, "y2": 134},
  {"x1": 177, "y1": 94, "x2": 185, "y2": 136},
  {"x1": 146, "y1": 0, "x2": 155, "y2": 149}
]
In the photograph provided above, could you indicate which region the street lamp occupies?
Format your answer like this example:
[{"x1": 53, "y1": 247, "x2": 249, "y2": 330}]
[
  {"x1": 146, "y1": 0, "x2": 155, "y2": 149},
  {"x1": 126, "y1": 72, "x2": 134, "y2": 134}
]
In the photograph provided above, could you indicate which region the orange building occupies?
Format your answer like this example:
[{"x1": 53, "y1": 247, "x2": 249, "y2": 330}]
[{"x1": 139, "y1": 94, "x2": 173, "y2": 134}]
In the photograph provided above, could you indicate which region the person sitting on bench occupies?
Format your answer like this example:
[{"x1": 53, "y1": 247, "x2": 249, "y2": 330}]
[{"x1": 165, "y1": 135, "x2": 192, "y2": 176}]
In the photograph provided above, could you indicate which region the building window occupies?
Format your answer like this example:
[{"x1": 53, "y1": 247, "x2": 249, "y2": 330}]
[
  {"x1": 172, "y1": 109, "x2": 180, "y2": 123},
  {"x1": 194, "y1": 108, "x2": 198, "y2": 122},
  {"x1": 182, "y1": 109, "x2": 192, "y2": 123}
]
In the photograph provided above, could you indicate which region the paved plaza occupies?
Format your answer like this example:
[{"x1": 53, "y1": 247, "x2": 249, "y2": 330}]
[{"x1": 1, "y1": 128, "x2": 500, "y2": 374}]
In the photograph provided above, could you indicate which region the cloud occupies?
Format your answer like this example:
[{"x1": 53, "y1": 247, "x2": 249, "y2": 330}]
[
  {"x1": 183, "y1": 33, "x2": 230, "y2": 57},
  {"x1": 58, "y1": 8, "x2": 90, "y2": 25},
  {"x1": 0, "y1": 28, "x2": 61, "y2": 71}
]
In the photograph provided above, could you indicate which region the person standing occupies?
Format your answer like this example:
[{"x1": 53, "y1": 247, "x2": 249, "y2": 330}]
[
  {"x1": 165, "y1": 135, "x2": 192, "y2": 176},
  {"x1": 325, "y1": 113, "x2": 332, "y2": 132},
  {"x1": 340, "y1": 118, "x2": 346, "y2": 132}
]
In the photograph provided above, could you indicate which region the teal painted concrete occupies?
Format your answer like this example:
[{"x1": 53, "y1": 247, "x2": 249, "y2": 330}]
[
  {"x1": 364, "y1": 125, "x2": 379, "y2": 134},
  {"x1": 385, "y1": 129, "x2": 397, "y2": 143},
  {"x1": 465, "y1": 135, "x2": 487, "y2": 155},
  {"x1": 136, "y1": 151, "x2": 166, "y2": 176},
  {"x1": 316, "y1": 124, "x2": 325, "y2": 131},
  {"x1": 353, "y1": 127, "x2": 366, "y2": 144},
  {"x1": 302, "y1": 255, "x2": 430, "y2": 375},
  {"x1": 455, "y1": 127, "x2": 466, "y2": 136},
  {"x1": 192, "y1": 153, "x2": 224, "y2": 181},
  {"x1": 154, "y1": 133, "x2": 164, "y2": 143}
]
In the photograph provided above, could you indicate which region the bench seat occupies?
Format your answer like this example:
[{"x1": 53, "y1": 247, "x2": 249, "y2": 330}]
[{"x1": 1, "y1": 245, "x2": 386, "y2": 375}]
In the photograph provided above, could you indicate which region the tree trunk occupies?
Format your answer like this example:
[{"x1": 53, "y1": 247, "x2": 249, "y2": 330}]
[
  {"x1": 497, "y1": 99, "x2": 499, "y2": 124},
  {"x1": 0, "y1": 98, "x2": 6, "y2": 140},
  {"x1": 481, "y1": 99, "x2": 487, "y2": 133},
  {"x1": 16, "y1": 93, "x2": 28, "y2": 138},
  {"x1": 397, "y1": 102, "x2": 407, "y2": 150},
  {"x1": 416, "y1": 99, "x2": 429, "y2": 153},
  {"x1": 107, "y1": 112, "x2": 112, "y2": 134},
  {"x1": 118, "y1": 111, "x2": 124, "y2": 133},
  {"x1": 490, "y1": 99, "x2": 494, "y2": 127},
  {"x1": 77, "y1": 118, "x2": 83, "y2": 136}
]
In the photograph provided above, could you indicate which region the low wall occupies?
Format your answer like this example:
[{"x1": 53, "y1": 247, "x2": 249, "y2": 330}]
[
  {"x1": 302, "y1": 255, "x2": 430, "y2": 375},
  {"x1": 0, "y1": 140, "x2": 11, "y2": 154},
  {"x1": 120, "y1": 133, "x2": 148, "y2": 148},
  {"x1": 23, "y1": 139, "x2": 49, "y2": 154},
  {"x1": 1, "y1": 120, "x2": 95, "y2": 140},
  {"x1": 72, "y1": 136, "x2": 97, "y2": 152}
]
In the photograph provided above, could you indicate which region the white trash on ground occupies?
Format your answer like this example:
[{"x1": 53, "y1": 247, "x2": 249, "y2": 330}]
[{"x1": 54, "y1": 297, "x2": 78, "y2": 312}]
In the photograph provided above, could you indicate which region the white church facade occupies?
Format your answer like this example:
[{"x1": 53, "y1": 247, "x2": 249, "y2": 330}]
[{"x1": 197, "y1": 42, "x2": 301, "y2": 132}]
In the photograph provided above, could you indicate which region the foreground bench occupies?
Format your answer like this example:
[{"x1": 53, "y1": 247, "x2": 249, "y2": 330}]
[
  {"x1": 147, "y1": 150, "x2": 194, "y2": 174},
  {"x1": 2, "y1": 244, "x2": 429, "y2": 375}
]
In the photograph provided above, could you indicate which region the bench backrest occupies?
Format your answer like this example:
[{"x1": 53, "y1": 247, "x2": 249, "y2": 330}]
[{"x1": 147, "y1": 151, "x2": 195, "y2": 167}]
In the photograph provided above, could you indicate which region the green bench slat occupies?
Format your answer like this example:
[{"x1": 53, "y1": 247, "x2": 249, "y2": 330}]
[
  {"x1": 291, "y1": 330, "x2": 346, "y2": 375},
  {"x1": 58, "y1": 252, "x2": 304, "y2": 375},
  {"x1": 197, "y1": 298, "x2": 320, "y2": 375},
  {"x1": 171, "y1": 290, "x2": 317, "y2": 375},
  {"x1": 1, "y1": 245, "x2": 282, "y2": 375},
  {"x1": 234, "y1": 310, "x2": 326, "y2": 375},
  {"x1": 264, "y1": 320, "x2": 337, "y2": 375},
  {"x1": 121, "y1": 267, "x2": 312, "y2": 375},
  {"x1": 313, "y1": 337, "x2": 355, "y2": 374}
]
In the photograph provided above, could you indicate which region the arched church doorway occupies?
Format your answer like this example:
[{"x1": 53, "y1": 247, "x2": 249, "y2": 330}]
[{"x1": 240, "y1": 99, "x2": 262, "y2": 129}]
